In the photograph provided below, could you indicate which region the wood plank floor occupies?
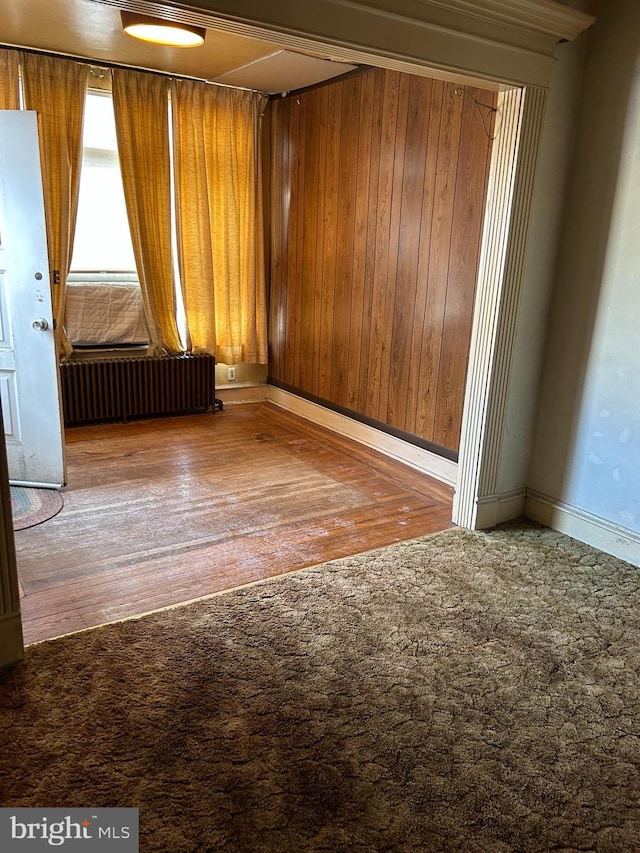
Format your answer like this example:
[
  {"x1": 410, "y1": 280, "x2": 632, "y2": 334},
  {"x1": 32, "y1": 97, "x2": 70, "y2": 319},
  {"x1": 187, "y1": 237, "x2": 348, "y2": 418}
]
[{"x1": 15, "y1": 402, "x2": 454, "y2": 645}]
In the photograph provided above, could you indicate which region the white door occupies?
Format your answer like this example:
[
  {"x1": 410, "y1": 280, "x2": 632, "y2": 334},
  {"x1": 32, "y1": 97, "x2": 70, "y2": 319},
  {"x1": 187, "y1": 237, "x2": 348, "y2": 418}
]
[{"x1": 0, "y1": 111, "x2": 65, "y2": 487}]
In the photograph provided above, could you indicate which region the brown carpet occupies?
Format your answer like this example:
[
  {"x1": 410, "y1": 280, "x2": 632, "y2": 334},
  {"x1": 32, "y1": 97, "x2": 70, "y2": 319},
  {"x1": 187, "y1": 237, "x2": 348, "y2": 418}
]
[{"x1": 1, "y1": 521, "x2": 639, "y2": 852}]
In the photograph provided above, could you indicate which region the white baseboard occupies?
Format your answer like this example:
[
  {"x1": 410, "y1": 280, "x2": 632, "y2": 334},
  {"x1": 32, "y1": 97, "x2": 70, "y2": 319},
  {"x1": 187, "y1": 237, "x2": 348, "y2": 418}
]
[
  {"x1": 267, "y1": 386, "x2": 458, "y2": 487},
  {"x1": 525, "y1": 489, "x2": 640, "y2": 568},
  {"x1": 472, "y1": 488, "x2": 527, "y2": 529},
  {"x1": 216, "y1": 383, "x2": 268, "y2": 405}
]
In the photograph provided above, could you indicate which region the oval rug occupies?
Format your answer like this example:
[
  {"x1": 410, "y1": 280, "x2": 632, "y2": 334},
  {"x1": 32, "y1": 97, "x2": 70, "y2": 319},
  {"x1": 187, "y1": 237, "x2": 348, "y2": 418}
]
[{"x1": 10, "y1": 486, "x2": 64, "y2": 531}]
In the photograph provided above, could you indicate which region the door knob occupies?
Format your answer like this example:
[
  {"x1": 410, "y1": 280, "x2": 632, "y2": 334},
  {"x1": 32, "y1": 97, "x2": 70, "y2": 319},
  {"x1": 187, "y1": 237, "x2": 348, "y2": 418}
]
[{"x1": 32, "y1": 318, "x2": 49, "y2": 331}]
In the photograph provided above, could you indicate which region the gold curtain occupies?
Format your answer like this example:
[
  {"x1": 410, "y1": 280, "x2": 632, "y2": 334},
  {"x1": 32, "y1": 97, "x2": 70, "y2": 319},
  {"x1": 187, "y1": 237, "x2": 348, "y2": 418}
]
[
  {"x1": 112, "y1": 69, "x2": 182, "y2": 355},
  {"x1": 22, "y1": 54, "x2": 88, "y2": 358},
  {"x1": 172, "y1": 81, "x2": 268, "y2": 364},
  {"x1": 0, "y1": 49, "x2": 20, "y2": 109}
]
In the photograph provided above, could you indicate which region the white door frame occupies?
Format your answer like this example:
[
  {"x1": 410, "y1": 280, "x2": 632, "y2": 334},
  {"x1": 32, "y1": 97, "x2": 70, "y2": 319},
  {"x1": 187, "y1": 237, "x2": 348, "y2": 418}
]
[
  {"x1": 126, "y1": 0, "x2": 581, "y2": 530},
  {"x1": 0, "y1": 0, "x2": 594, "y2": 664},
  {"x1": 0, "y1": 394, "x2": 21, "y2": 667}
]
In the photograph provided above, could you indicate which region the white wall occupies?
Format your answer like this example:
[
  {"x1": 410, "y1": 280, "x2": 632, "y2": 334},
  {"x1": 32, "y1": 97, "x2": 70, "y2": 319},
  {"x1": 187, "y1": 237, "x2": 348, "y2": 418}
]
[
  {"x1": 496, "y1": 32, "x2": 588, "y2": 496},
  {"x1": 528, "y1": 0, "x2": 640, "y2": 560}
]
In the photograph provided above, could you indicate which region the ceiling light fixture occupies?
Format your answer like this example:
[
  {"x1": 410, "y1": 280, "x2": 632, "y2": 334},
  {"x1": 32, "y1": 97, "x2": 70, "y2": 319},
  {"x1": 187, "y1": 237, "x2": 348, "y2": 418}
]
[{"x1": 121, "y1": 11, "x2": 206, "y2": 48}]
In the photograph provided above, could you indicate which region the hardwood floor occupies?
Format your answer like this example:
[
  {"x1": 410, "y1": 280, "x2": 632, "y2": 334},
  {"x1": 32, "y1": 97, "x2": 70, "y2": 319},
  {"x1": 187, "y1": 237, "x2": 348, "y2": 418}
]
[{"x1": 15, "y1": 402, "x2": 454, "y2": 645}]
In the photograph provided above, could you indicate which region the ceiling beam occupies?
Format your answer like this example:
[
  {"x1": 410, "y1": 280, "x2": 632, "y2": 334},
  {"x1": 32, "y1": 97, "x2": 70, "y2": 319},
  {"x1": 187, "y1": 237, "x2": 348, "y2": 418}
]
[{"x1": 88, "y1": 0, "x2": 595, "y2": 87}]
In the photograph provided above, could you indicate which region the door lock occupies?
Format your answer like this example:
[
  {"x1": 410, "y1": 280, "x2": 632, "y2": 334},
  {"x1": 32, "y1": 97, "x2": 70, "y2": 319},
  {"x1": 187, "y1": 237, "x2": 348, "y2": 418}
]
[{"x1": 32, "y1": 318, "x2": 49, "y2": 331}]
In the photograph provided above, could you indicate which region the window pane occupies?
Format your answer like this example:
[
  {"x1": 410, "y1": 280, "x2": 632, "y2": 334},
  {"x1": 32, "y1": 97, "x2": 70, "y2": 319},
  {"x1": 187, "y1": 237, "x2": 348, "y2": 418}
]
[
  {"x1": 71, "y1": 91, "x2": 136, "y2": 272},
  {"x1": 83, "y1": 91, "x2": 119, "y2": 152}
]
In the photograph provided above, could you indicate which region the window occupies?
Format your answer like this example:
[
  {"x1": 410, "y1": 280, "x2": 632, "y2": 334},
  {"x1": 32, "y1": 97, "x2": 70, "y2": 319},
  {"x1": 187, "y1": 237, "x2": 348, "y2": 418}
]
[
  {"x1": 71, "y1": 89, "x2": 135, "y2": 273},
  {"x1": 68, "y1": 88, "x2": 149, "y2": 348}
]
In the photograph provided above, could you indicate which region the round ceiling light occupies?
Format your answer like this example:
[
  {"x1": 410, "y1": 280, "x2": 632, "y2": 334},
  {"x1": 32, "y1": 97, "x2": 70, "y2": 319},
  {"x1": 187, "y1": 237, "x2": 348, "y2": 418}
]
[{"x1": 121, "y1": 12, "x2": 206, "y2": 48}]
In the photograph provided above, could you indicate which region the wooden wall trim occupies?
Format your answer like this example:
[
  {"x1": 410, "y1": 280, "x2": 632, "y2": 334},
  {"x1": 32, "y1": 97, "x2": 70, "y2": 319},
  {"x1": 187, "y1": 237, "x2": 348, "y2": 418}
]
[
  {"x1": 268, "y1": 378, "x2": 459, "y2": 461},
  {"x1": 268, "y1": 385, "x2": 458, "y2": 487}
]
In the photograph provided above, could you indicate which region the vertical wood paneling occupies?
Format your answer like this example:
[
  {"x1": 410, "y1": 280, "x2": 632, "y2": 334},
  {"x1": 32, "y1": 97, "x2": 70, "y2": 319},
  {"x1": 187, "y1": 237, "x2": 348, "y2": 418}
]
[
  {"x1": 416, "y1": 82, "x2": 463, "y2": 440},
  {"x1": 269, "y1": 98, "x2": 285, "y2": 381},
  {"x1": 434, "y1": 87, "x2": 494, "y2": 448},
  {"x1": 357, "y1": 71, "x2": 384, "y2": 416},
  {"x1": 366, "y1": 71, "x2": 399, "y2": 419},
  {"x1": 408, "y1": 78, "x2": 440, "y2": 431},
  {"x1": 346, "y1": 73, "x2": 375, "y2": 411},
  {"x1": 387, "y1": 74, "x2": 431, "y2": 428},
  {"x1": 282, "y1": 101, "x2": 292, "y2": 383},
  {"x1": 331, "y1": 77, "x2": 360, "y2": 407},
  {"x1": 313, "y1": 86, "x2": 330, "y2": 394},
  {"x1": 300, "y1": 90, "x2": 320, "y2": 391},
  {"x1": 287, "y1": 98, "x2": 307, "y2": 387},
  {"x1": 318, "y1": 84, "x2": 342, "y2": 401},
  {"x1": 378, "y1": 72, "x2": 410, "y2": 423},
  {"x1": 268, "y1": 69, "x2": 496, "y2": 454}
]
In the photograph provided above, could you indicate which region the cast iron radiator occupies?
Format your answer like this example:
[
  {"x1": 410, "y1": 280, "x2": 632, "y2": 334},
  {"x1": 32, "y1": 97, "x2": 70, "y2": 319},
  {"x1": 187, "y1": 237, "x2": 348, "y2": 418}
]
[{"x1": 59, "y1": 354, "x2": 220, "y2": 426}]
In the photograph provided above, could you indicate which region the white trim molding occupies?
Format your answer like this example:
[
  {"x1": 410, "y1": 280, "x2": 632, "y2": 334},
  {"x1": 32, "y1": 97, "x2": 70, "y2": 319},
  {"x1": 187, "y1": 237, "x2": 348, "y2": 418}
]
[
  {"x1": 454, "y1": 84, "x2": 548, "y2": 530},
  {"x1": 475, "y1": 488, "x2": 527, "y2": 529},
  {"x1": 526, "y1": 489, "x2": 640, "y2": 568},
  {"x1": 267, "y1": 386, "x2": 458, "y2": 487},
  {"x1": 216, "y1": 382, "x2": 268, "y2": 406},
  {"x1": 0, "y1": 397, "x2": 23, "y2": 667},
  {"x1": 426, "y1": 0, "x2": 595, "y2": 42},
  {"x1": 96, "y1": 0, "x2": 595, "y2": 44},
  {"x1": 454, "y1": 86, "x2": 523, "y2": 526},
  {"x1": 92, "y1": 0, "x2": 594, "y2": 88}
]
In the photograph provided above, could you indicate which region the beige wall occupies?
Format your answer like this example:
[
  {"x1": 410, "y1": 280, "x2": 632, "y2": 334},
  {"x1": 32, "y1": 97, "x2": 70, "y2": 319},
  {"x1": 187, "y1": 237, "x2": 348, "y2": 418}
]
[
  {"x1": 528, "y1": 0, "x2": 640, "y2": 561},
  {"x1": 215, "y1": 363, "x2": 267, "y2": 388},
  {"x1": 496, "y1": 33, "x2": 588, "y2": 494}
]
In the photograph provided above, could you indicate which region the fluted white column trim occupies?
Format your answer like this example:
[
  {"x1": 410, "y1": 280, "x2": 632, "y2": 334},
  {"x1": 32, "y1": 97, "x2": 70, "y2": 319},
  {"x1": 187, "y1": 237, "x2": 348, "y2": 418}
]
[{"x1": 454, "y1": 85, "x2": 548, "y2": 529}]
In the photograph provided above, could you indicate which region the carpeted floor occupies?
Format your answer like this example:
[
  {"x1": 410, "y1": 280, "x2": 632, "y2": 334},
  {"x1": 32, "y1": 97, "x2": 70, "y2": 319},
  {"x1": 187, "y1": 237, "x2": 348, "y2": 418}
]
[{"x1": 1, "y1": 521, "x2": 639, "y2": 852}]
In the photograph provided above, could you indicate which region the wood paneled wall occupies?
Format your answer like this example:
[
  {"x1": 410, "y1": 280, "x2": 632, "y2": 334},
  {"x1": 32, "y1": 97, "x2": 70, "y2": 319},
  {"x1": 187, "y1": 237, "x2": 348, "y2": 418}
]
[{"x1": 267, "y1": 69, "x2": 496, "y2": 454}]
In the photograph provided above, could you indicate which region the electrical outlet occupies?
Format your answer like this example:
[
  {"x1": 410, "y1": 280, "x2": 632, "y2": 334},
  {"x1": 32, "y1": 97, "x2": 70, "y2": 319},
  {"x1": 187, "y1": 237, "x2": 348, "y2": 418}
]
[{"x1": 227, "y1": 367, "x2": 236, "y2": 382}]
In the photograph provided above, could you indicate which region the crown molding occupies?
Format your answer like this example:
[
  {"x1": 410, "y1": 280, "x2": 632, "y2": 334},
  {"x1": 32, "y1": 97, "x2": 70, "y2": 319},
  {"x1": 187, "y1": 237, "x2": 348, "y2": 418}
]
[
  {"x1": 423, "y1": 0, "x2": 595, "y2": 42},
  {"x1": 89, "y1": 0, "x2": 595, "y2": 88},
  {"x1": 92, "y1": 0, "x2": 594, "y2": 45}
]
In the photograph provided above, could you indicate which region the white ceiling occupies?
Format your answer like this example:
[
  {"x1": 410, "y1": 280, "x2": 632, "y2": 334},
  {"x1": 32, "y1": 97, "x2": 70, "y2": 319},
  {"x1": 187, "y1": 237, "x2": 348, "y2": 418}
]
[{"x1": 0, "y1": 0, "x2": 357, "y2": 94}]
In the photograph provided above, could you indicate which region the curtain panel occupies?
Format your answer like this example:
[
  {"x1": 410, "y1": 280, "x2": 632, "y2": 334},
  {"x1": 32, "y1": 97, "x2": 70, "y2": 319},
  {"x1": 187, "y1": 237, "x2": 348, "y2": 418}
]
[
  {"x1": 172, "y1": 81, "x2": 268, "y2": 365},
  {"x1": 112, "y1": 69, "x2": 182, "y2": 355},
  {"x1": 8, "y1": 53, "x2": 268, "y2": 364},
  {"x1": 0, "y1": 49, "x2": 20, "y2": 110},
  {"x1": 21, "y1": 54, "x2": 88, "y2": 358}
]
